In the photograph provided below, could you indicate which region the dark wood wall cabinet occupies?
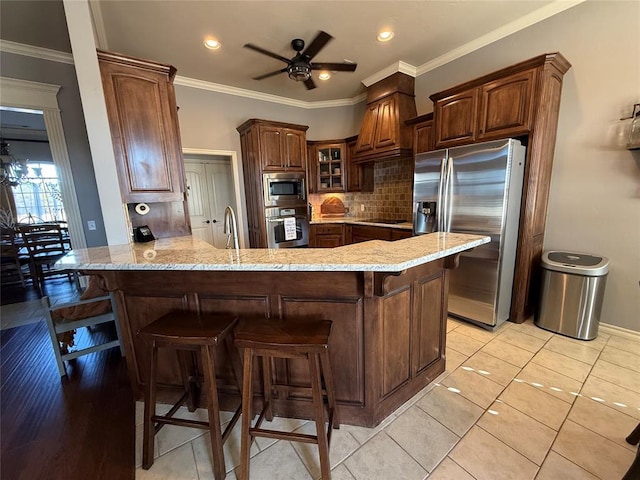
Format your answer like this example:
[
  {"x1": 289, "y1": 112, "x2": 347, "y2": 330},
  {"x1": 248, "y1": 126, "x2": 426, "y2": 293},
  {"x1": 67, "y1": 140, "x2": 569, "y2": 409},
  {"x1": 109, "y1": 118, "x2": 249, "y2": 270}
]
[
  {"x1": 237, "y1": 119, "x2": 309, "y2": 247},
  {"x1": 307, "y1": 136, "x2": 373, "y2": 194},
  {"x1": 406, "y1": 113, "x2": 434, "y2": 156},
  {"x1": 98, "y1": 49, "x2": 190, "y2": 238},
  {"x1": 308, "y1": 141, "x2": 346, "y2": 193},
  {"x1": 429, "y1": 52, "x2": 571, "y2": 323},
  {"x1": 353, "y1": 72, "x2": 417, "y2": 163}
]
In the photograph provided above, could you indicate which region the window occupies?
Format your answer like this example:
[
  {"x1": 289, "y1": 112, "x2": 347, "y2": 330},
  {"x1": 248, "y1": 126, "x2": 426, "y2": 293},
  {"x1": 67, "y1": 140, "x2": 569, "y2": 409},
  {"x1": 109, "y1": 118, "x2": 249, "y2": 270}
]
[{"x1": 12, "y1": 161, "x2": 66, "y2": 224}]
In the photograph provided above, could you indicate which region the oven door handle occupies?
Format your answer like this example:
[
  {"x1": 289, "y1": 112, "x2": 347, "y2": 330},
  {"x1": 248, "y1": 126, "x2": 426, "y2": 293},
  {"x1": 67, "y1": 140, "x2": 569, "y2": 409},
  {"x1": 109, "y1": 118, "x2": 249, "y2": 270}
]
[{"x1": 267, "y1": 218, "x2": 285, "y2": 223}]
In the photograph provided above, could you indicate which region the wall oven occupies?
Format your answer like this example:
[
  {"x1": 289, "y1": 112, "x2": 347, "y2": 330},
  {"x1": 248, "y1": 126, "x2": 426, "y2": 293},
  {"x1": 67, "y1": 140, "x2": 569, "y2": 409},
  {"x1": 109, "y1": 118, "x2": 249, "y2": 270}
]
[
  {"x1": 263, "y1": 172, "x2": 306, "y2": 207},
  {"x1": 265, "y1": 206, "x2": 309, "y2": 248}
]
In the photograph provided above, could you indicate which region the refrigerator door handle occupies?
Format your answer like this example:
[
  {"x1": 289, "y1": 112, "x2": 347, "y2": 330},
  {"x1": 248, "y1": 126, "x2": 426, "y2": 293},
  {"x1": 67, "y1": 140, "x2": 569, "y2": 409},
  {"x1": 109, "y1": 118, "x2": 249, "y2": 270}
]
[
  {"x1": 436, "y1": 157, "x2": 447, "y2": 231},
  {"x1": 444, "y1": 156, "x2": 454, "y2": 232}
]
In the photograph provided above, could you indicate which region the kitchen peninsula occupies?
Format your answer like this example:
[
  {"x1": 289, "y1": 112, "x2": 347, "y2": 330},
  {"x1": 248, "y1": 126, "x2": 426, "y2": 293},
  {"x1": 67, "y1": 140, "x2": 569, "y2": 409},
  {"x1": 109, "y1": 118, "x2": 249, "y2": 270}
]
[{"x1": 57, "y1": 233, "x2": 488, "y2": 427}]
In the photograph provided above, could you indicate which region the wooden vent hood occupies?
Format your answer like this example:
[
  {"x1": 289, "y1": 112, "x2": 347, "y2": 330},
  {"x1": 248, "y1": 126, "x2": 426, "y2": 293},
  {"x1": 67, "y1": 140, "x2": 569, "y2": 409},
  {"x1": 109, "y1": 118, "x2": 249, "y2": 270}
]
[{"x1": 352, "y1": 72, "x2": 417, "y2": 163}]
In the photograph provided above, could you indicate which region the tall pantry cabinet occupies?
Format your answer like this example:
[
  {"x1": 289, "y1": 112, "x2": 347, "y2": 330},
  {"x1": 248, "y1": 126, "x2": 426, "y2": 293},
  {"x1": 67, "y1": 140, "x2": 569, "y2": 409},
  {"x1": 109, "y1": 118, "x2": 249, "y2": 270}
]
[{"x1": 429, "y1": 52, "x2": 571, "y2": 323}]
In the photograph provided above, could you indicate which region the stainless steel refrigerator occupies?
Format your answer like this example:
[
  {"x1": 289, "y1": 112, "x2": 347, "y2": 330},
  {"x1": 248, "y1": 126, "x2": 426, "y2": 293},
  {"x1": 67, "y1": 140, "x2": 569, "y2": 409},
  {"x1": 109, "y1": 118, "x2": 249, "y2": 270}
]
[{"x1": 413, "y1": 138, "x2": 526, "y2": 328}]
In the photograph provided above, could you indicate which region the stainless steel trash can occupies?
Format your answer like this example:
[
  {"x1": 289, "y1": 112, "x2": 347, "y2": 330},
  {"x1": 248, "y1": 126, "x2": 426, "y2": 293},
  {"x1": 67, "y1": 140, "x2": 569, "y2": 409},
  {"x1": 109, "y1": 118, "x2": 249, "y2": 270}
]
[{"x1": 535, "y1": 251, "x2": 609, "y2": 340}]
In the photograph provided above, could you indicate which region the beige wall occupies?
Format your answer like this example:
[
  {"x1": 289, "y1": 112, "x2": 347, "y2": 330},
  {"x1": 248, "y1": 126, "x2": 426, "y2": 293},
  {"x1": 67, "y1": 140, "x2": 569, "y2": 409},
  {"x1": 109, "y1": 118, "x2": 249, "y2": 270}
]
[{"x1": 175, "y1": 1, "x2": 638, "y2": 332}]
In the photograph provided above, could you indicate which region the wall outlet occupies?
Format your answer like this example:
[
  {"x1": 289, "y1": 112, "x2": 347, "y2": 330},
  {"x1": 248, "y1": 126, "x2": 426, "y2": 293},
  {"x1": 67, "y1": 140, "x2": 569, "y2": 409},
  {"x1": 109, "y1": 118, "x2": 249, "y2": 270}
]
[
  {"x1": 360, "y1": 204, "x2": 365, "y2": 212},
  {"x1": 87, "y1": 220, "x2": 97, "y2": 231}
]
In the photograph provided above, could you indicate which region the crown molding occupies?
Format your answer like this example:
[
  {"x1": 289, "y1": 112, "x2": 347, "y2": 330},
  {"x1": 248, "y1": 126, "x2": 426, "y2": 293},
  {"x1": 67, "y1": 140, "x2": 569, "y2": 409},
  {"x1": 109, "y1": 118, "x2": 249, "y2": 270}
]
[
  {"x1": 174, "y1": 76, "x2": 366, "y2": 109},
  {"x1": 416, "y1": 0, "x2": 586, "y2": 76},
  {"x1": 362, "y1": 61, "x2": 417, "y2": 87},
  {"x1": 0, "y1": 39, "x2": 74, "y2": 65}
]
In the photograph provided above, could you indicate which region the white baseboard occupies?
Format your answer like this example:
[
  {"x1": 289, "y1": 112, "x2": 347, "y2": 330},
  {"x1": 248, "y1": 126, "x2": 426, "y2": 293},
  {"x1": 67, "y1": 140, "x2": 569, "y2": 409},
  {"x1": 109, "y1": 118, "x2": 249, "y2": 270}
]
[{"x1": 599, "y1": 322, "x2": 640, "y2": 341}]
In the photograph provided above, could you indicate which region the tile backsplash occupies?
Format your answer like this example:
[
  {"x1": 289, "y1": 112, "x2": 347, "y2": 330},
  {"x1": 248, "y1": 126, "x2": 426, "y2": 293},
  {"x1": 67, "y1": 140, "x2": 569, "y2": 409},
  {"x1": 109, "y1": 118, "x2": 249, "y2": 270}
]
[{"x1": 309, "y1": 157, "x2": 414, "y2": 220}]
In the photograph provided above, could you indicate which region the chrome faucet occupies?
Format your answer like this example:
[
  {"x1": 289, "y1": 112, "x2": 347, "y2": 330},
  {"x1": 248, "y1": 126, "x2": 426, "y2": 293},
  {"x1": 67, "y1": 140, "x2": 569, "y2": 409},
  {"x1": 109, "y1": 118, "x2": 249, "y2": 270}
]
[{"x1": 224, "y1": 205, "x2": 240, "y2": 250}]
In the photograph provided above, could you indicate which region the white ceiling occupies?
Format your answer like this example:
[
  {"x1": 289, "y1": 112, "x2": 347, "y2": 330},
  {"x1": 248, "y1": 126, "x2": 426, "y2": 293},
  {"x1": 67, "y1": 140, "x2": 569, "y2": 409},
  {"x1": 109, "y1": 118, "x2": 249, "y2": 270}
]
[{"x1": 93, "y1": 0, "x2": 578, "y2": 103}]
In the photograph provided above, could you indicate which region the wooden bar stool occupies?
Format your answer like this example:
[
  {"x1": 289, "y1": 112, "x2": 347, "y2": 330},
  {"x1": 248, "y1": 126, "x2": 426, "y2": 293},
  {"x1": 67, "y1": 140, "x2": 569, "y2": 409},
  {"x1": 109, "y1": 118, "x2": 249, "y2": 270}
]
[
  {"x1": 235, "y1": 318, "x2": 339, "y2": 480},
  {"x1": 138, "y1": 312, "x2": 243, "y2": 480}
]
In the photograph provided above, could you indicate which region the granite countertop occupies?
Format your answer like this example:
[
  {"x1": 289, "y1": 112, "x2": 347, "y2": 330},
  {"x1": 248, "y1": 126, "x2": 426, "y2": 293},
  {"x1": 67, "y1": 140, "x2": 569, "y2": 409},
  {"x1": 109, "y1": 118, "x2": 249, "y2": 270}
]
[
  {"x1": 56, "y1": 233, "x2": 489, "y2": 272},
  {"x1": 310, "y1": 217, "x2": 413, "y2": 230}
]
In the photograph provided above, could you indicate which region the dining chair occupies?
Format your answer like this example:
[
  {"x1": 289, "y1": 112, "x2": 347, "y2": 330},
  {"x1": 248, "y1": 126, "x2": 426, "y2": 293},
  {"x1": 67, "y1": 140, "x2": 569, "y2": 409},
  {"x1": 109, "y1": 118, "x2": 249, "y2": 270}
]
[
  {"x1": 18, "y1": 223, "x2": 73, "y2": 296},
  {"x1": 1, "y1": 227, "x2": 27, "y2": 288},
  {"x1": 42, "y1": 287, "x2": 124, "y2": 377}
]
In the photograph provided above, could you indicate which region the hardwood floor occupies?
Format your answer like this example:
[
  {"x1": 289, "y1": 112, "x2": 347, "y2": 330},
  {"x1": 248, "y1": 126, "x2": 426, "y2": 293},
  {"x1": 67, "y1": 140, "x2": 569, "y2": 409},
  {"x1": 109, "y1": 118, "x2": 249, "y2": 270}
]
[{"x1": 0, "y1": 283, "x2": 135, "y2": 479}]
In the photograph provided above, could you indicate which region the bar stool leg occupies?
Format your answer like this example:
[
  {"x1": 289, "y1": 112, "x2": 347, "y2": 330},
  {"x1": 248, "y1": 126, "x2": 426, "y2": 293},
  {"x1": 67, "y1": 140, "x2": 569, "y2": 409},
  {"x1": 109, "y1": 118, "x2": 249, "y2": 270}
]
[
  {"x1": 142, "y1": 342, "x2": 158, "y2": 469},
  {"x1": 239, "y1": 347, "x2": 254, "y2": 480},
  {"x1": 201, "y1": 344, "x2": 226, "y2": 480},
  {"x1": 309, "y1": 352, "x2": 331, "y2": 480},
  {"x1": 320, "y1": 349, "x2": 340, "y2": 429},
  {"x1": 177, "y1": 350, "x2": 197, "y2": 412},
  {"x1": 262, "y1": 356, "x2": 274, "y2": 421}
]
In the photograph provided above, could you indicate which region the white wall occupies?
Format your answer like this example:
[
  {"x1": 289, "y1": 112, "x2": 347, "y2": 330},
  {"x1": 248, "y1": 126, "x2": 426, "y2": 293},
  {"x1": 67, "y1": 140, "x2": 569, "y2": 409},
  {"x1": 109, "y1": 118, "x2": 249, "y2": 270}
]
[{"x1": 413, "y1": 0, "x2": 640, "y2": 332}]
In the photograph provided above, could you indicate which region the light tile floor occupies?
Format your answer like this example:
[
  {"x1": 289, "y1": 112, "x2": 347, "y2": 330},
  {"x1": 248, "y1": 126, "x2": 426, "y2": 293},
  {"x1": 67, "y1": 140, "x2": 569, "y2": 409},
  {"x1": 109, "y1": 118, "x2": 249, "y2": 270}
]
[{"x1": 131, "y1": 317, "x2": 639, "y2": 480}]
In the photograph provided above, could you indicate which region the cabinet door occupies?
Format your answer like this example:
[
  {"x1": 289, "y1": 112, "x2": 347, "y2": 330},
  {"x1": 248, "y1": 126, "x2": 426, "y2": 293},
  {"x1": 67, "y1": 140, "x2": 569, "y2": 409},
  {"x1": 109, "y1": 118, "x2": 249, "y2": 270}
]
[
  {"x1": 350, "y1": 225, "x2": 391, "y2": 243},
  {"x1": 99, "y1": 61, "x2": 184, "y2": 202},
  {"x1": 317, "y1": 143, "x2": 345, "y2": 192},
  {"x1": 346, "y1": 139, "x2": 374, "y2": 192},
  {"x1": 414, "y1": 119, "x2": 434, "y2": 155},
  {"x1": 373, "y1": 96, "x2": 398, "y2": 149},
  {"x1": 434, "y1": 88, "x2": 479, "y2": 148},
  {"x1": 259, "y1": 126, "x2": 285, "y2": 171},
  {"x1": 390, "y1": 228, "x2": 412, "y2": 241},
  {"x1": 354, "y1": 103, "x2": 379, "y2": 154},
  {"x1": 307, "y1": 144, "x2": 317, "y2": 194},
  {"x1": 477, "y1": 69, "x2": 537, "y2": 141},
  {"x1": 283, "y1": 129, "x2": 306, "y2": 171}
]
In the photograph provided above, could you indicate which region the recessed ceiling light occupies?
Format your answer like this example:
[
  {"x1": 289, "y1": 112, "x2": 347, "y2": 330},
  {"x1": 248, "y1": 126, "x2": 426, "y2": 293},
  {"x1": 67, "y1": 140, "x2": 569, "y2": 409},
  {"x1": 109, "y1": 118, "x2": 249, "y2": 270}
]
[
  {"x1": 377, "y1": 30, "x2": 394, "y2": 42},
  {"x1": 318, "y1": 72, "x2": 331, "y2": 81},
  {"x1": 204, "y1": 39, "x2": 221, "y2": 50}
]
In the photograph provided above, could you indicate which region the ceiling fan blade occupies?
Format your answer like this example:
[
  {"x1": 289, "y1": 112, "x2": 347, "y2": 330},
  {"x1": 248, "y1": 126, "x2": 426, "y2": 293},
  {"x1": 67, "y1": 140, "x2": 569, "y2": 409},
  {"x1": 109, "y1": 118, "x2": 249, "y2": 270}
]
[
  {"x1": 302, "y1": 31, "x2": 333, "y2": 60},
  {"x1": 304, "y1": 78, "x2": 317, "y2": 90},
  {"x1": 252, "y1": 68, "x2": 287, "y2": 80},
  {"x1": 244, "y1": 44, "x2": 291, "y2": 64},
  {"x1": 311, "y1": 62, "x2": 358, "y2": 72}
]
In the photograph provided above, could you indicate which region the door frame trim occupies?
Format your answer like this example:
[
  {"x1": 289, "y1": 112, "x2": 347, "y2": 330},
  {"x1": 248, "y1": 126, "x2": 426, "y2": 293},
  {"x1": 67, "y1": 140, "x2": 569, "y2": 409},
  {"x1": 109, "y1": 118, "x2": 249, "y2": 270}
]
[
  {"x1": 182, "y1": 148, "x2": 247, "y2": 248},
  {"x1": 0, "y1": 76, "x2": 87, "y2": 251}
]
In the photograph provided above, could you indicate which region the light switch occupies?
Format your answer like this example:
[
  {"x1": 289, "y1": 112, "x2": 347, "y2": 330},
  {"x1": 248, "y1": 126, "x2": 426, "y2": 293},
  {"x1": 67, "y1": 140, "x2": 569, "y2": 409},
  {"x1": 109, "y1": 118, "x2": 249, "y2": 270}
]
[{"x1": 87, "y1": 220, "x2": 97, "y2": 231}]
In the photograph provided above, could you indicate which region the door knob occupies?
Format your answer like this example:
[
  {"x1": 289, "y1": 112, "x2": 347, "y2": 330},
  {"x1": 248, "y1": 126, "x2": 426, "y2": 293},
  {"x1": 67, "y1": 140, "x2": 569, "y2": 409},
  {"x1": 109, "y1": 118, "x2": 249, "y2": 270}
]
[
  {"x1": 204, "y1": 220, "x2": 211, "y2": 224},
  {"x1": 212, "y1": 219, "x2": 217, "y2": 223}
]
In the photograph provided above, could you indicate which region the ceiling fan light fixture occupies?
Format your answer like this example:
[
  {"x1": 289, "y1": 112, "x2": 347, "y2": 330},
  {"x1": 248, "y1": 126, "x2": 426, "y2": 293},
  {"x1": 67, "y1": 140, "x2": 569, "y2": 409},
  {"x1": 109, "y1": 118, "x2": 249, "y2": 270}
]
[
  {"x1": 203, "y1": 38, "x2": 221, "y2": 50},
  {"x1": 377, "y1": 30, "x2": 394, "y2": 42},
  {"x1": 287, "y1": 63, "x2": 311, "y2": 82},
  {"x1": 318, "y1": 72, "x2": 331, "y2": 81}
]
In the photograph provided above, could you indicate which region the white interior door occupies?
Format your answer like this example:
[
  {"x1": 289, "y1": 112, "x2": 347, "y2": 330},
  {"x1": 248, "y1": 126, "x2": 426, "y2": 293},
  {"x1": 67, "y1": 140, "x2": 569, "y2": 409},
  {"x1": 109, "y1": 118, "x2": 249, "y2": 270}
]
[{"x1": 184, "y1": 158, "x2": 236, "y2": 248}]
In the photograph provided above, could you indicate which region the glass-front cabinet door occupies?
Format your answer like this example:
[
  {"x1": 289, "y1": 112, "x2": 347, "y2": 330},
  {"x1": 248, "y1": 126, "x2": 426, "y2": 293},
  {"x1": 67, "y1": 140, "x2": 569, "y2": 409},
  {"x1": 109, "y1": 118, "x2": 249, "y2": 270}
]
[{"x1": 317, "y1": 143, "x2": 345, "y2": 192}]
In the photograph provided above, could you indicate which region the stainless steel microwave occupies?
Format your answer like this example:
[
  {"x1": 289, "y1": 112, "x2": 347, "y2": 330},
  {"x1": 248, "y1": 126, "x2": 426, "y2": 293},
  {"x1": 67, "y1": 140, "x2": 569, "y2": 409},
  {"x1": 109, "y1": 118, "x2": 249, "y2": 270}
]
[{"x1": 263, "y1": 172, "x2": 306, "y2": 207}]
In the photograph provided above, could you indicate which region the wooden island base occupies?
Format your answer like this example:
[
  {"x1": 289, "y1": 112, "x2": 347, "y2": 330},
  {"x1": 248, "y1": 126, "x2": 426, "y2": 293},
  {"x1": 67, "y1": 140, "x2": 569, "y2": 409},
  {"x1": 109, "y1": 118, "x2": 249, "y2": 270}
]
[{"x1": 97, "y1": 258, "x2": 454, "y2": 427}]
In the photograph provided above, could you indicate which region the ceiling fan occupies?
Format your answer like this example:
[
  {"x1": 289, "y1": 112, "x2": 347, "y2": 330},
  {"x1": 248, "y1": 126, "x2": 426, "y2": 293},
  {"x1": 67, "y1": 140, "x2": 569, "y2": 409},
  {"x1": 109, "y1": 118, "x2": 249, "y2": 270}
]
[{"x1": 244, "y1": 31, "x2": 357, "y2": 90}]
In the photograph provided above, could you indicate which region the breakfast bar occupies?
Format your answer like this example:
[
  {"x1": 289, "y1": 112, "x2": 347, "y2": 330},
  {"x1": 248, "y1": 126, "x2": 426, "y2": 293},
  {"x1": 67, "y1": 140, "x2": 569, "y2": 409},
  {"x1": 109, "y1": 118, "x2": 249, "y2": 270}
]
[{"x1": 57, "y1": 232, "x2": 489, "y2": 427}]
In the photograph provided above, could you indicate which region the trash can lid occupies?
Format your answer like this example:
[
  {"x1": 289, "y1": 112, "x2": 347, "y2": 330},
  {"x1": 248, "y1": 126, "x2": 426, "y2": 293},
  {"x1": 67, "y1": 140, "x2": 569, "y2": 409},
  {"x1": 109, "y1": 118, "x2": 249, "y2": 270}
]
[{"x1": 542, "y1": 251, "x2": 609, "y2": 276}]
